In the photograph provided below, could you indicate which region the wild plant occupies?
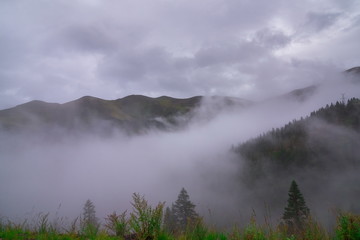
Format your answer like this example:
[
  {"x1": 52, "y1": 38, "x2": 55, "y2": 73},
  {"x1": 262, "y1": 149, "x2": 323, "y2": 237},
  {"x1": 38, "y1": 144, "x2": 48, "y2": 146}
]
[
  {"x1": 335, "y1": 212, "x2": 360, "y2": 240},
  {"x1": 129, "y1": 193, "x2": 165, "y2": 240},
  {"x1": 105, "y1": 210, "x2": 128, "y2": 236},
  {"x1": 65, "y1": 216, "x2": 79, "y2": 237},
  {"x1": 36, "y1": 212, "x2": 50, "y2": 234},
  {"x1": 185, "y1": 218, "x2": 208, "y2": 240},
  {"x1": 242, "y1": 215, "x2": 266, "y2": 240}
]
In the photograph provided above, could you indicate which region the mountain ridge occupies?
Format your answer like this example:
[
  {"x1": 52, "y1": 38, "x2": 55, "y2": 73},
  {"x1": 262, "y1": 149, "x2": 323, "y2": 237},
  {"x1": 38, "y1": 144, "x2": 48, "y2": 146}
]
[
  {"x1": 1, "y1": 66, "x2": 359, "y2": 135},
  {"x1": 0, "y1": 94, "x2": 250, "y2": 134}
]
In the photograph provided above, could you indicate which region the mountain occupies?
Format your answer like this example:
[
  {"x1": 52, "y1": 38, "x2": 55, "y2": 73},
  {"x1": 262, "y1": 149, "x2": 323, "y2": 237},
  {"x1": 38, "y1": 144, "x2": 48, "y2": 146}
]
[
  {"x1": 282, "y1": 85, "x2": 318, "y2": 102},
  {"x1": 0, "y1": 95, "x2": 251, "y2": 135},
  {"x1": 277, "y1": 66, "x2": 360, "y2": 102},
  {"x1": 345, "y1": 66, "x2": 360, "y2": 75},
  {"x1": 1, "y1": 67, "x2": 359, "y2": 136},
  {"x1": 344, "y1": 66, "x2": 360, "y2": 83},
  {"x1": 233, "y1": 97, "x2": 360, "y2": 175},
  {"x1": 231, "y1": 98, "x2": 360, "y2": 214},
  {"x1": 0, "y1": 95, "x2": 199, "y2": 134}
]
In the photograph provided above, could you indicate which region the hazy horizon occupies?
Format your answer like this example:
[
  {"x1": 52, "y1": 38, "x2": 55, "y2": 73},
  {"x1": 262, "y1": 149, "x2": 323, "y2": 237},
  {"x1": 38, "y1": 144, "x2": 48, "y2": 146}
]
[{"x1": 1, "y1": 0, "x2": 360, "y2": 232}]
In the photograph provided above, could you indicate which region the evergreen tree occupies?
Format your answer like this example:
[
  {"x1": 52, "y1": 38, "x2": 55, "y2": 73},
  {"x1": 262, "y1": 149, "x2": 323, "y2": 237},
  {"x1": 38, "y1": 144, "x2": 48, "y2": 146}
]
[
  {"x1": 163, "y1": 206, "x2": 177, "y2": 234},
  {"x1": 172, "y1": 188, "x2": 198, "y2": 232},
  {"x1": 82, "y1": 199, "x2": 99, "y2": 236},
  {"x1": 283, "y1": 180, "x2": 310, "y2": 232}
]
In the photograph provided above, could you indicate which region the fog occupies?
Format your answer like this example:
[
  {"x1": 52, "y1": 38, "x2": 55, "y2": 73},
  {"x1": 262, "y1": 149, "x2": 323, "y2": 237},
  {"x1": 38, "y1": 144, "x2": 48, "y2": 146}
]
[{"x1": 0, "y1": 72, "x2": 360, "y2": 228}]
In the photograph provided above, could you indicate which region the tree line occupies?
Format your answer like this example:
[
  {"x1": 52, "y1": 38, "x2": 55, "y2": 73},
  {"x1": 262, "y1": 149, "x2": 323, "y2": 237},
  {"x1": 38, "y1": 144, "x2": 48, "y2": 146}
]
[
  {"x1": 80, "y1": 181, "x2": 311, "y2": 239},
  {"x1": 1, "y1": 183, "x2": 359, "y2": 239}
]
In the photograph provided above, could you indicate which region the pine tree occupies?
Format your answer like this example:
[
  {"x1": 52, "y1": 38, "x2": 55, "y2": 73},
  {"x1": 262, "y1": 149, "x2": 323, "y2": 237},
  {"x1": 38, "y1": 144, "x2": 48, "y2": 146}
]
[
  {"x1": 163, "y1": 206, "x2": 177, "y2": 234},
  {"x1": 172, "y1": 188, "x2": 198, "y2": 232},
  {"x1": 283, "y1": 180, "x2": 310, "y2": 232},
  {"x1": 82, "y1": 199, "x2": 99, "y2": 236}
]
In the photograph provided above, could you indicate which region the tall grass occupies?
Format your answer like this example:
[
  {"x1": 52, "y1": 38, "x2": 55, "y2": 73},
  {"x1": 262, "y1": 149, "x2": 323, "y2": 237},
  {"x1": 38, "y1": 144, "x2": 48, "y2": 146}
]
[{"x1": 0, "y1": 206, "x2": 359, "y2": 240}]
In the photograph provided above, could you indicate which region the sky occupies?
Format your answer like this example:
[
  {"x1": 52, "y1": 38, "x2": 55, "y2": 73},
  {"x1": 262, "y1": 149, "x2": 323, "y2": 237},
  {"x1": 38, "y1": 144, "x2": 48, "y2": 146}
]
[{"x1": 0, "y1": 0, "x2": 360, "y2": 109}]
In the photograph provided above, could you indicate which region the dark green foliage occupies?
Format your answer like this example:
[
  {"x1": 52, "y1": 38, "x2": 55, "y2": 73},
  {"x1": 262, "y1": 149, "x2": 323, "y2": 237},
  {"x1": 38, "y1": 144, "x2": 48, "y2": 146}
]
[
  {"x1": 233, "y1": 98, "x2": 360, "y2": 184},
  {"x1": 282, "y1": 181, "x2": 310, "y2": 233},
  {"x1": 171, "y1": 188, "x2": 199, "y2": 232},
  {"x1": 335, "y1": 212, "x2": 360, "y2": 240},
  {"x1": 157, "y1": 231, "x2": 176, "y2": 240}
]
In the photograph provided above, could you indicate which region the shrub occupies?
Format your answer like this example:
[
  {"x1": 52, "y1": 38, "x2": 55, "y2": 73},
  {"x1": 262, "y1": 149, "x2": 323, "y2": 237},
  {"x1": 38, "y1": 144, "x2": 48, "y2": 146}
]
[
  {"x1": 105, "y1": 210, "x2": 128, "y2": 237},
  {"x1": 129, "y1": 193, "x2": 165, "y2": 240},
  {"x1": 335, "y1": 212, "x2": 360, "y2": 240}
]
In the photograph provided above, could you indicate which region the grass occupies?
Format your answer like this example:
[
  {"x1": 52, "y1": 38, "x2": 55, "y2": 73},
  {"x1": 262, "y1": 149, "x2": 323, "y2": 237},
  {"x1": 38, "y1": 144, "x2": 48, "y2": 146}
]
[
  {"x1": 1, "y1": 212, "x2": 359, "y2": 240},
  {"x1": 1, "y1": 201, "x2": 359, "y2": 240}
]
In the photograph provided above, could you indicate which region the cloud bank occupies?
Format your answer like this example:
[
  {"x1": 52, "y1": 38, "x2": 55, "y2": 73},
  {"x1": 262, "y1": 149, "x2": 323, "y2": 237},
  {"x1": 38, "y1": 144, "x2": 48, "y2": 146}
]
[
  {"x1": 0, "y1": 0, "x2": 359, "y2": 109},
  {"x1": 1, "y1": 73, "x2": 360, "y2": 228}
]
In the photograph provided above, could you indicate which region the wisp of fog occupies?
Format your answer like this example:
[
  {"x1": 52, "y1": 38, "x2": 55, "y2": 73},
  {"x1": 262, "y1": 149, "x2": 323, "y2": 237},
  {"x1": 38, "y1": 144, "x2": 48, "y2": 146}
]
[{"x1": 0, "y1": 71, "x2": 360, "y2": 228}]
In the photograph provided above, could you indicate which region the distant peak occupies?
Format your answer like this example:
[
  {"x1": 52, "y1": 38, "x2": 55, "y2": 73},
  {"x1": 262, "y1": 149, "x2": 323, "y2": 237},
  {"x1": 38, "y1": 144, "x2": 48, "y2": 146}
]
[
  {"x1": 17, "y1": 100, "x2": 53, "y2": 107},
  {"x1": 345, "y1": 66, "x2": 360, "y2": 74},
  {"x1": 77, "y1": 96, "x2": 103, "y2": 101}
]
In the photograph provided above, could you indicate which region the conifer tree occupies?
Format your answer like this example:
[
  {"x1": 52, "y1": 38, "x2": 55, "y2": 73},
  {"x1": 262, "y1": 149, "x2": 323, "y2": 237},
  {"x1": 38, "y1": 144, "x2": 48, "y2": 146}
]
[
  {"x1": 172, "y1": 188, "x2": 198, "y2": 231},
  {"x1": 163, "y1": 206, "x2": 177, "y2": 234},
  {"x1": 82, "y1": 199, "x2": 99, "y2": 236},
  {"x1": 283, "y1": 180, "x2": 310, "y2": 232}
]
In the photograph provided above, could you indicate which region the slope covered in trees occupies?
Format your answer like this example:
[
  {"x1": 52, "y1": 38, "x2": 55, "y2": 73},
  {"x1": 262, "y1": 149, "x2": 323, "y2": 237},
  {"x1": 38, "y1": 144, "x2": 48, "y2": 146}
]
[
  {"x1": 234, "y1": 98, "x2": 360, "y2": 172},
  {"x1": 231, "y1": 98, "x2": 360, "y2": 216}
]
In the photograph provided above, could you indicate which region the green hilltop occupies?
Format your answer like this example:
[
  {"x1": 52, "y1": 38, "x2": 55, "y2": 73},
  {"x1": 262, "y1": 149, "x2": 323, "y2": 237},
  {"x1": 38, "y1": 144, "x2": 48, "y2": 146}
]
[{"x1": 0, "y1": 95, "x2": 204, "y2": 134}]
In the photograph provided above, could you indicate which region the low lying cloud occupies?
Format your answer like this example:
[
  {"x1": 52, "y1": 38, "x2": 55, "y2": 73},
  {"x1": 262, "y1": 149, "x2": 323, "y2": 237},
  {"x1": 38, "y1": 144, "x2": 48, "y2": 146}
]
[{"x1": 1, "y1": 73, "x2": 359, "y2": 229}]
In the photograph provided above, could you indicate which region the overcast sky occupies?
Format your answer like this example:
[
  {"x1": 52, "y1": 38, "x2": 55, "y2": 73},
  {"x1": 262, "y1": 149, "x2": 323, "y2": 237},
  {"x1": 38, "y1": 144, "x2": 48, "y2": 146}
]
[{"x1": 0, "y1": 0, "x2": 359, "y2": 109}]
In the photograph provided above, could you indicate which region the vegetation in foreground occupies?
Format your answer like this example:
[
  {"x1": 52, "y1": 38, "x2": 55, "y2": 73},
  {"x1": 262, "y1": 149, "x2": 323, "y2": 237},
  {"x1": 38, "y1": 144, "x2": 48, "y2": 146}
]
[{"x1": 1, "y1": 184, "x2": 359, "y2": 240}]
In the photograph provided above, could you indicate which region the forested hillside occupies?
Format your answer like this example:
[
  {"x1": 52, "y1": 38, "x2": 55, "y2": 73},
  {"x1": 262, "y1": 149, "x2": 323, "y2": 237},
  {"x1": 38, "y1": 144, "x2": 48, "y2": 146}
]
[
  {"x1": 234, "y1": 98, "x2": 360, "y2": 169},
  {"x1": 231, "y1": 98, "x2": 360, "y2": 216}
]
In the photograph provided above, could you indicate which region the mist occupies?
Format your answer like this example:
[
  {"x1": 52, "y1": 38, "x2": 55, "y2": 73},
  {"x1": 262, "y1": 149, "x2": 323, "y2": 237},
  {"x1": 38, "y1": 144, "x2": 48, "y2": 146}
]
[{"x1": 1, "y1": 71, "x2": 360, "y2": 229}]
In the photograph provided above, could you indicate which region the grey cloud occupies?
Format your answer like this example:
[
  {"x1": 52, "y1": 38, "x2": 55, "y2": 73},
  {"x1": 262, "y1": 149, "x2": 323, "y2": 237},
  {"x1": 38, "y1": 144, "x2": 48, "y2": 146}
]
[
  {"x1": 254, "y1": 28, "x2": 292, "y2": 49},
  {"x1": 97, "y1": 47, "x2": 199, "y2": 97},
  {"x1": 0, "y1": 0, "x2": 359, "y2": 109},
  {"x1": 194, "y1": 41, "x2": 265, "y2": 67},
  {"x1": 97, "y1": 33, "x2": 344, "y2": 101},
  {"x1": 58, "y1": 25, "x2": 118, "y2": 53},
  {"x1": 43, "y1": 23, "x2": 147, "y2": 56},
  {"x1": 99, "y1": 47, "x2": 181, "y2": 81},
  {"x1": 344, "y1": 14, "x2": 360, "y2": 32},
  {"x1": 297, "y1": 11, "x2": 342, "y2": 36},
  {"x1": 306, "y1": 11, "x2": 342, "y2": 31}
]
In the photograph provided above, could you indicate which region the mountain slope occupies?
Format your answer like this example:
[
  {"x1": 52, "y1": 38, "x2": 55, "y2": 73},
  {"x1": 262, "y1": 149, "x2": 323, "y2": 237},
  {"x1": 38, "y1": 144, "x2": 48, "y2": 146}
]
[
  {"x1": 276, "y1": 66, "x2": 360, "y2": 102},
  {"x1": 0, "y1": 95, "x2": 205, "y2": 134},
  {"x1": 233, "y1": 98, "x2": 360, "y2": 170},
  {"x1": 0, "y1": 95, "x2": 253, "y2": 135},
  {"x1": 231, "y1": 98, "x2": 360, "y2": 215}
]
